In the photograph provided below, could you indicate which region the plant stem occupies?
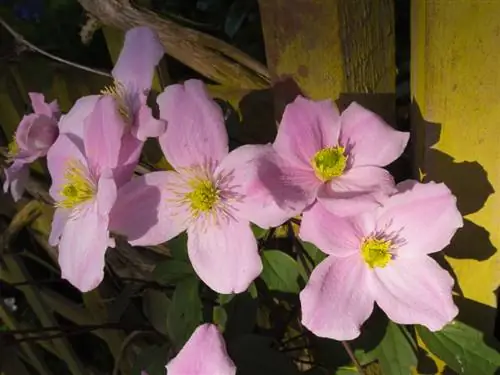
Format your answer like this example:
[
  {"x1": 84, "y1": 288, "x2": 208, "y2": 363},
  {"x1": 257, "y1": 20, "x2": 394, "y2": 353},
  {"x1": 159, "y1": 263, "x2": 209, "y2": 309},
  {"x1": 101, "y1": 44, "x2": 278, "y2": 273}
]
[{"x1": 341, "y1": 340, "x2": 365, "y2": 375}]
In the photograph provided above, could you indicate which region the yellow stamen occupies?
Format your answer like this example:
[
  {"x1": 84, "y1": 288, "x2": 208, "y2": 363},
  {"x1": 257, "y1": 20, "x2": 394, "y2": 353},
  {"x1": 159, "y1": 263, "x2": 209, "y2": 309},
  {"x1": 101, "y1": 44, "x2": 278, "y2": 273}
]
[
  {"x1": 361, "y1": 237, "x2": 393, "y2": 269},
  {"x1": 56, "y1": 160, "x2": 96, "y2": 209},
  {"x1": 311, "y1": 146, "x2": 347, "y2": 181},
  {"x1": 100, "y1": 80, "x2": 130, "y2": 120},
  {"x1": 7, "y1": 138, "x2": 19, "y2": 158},
  {"x1": 185, "y1": 178, "x2": 219, "y2": 217}
]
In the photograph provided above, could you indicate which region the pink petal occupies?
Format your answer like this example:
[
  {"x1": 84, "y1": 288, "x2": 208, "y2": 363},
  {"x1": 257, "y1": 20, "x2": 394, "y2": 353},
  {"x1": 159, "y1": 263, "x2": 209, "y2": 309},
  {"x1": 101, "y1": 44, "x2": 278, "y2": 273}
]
[
  {"x1": 299, "y1": 202, "x2": 364, "y2": 256},
  {"x1": 216, "y1": 144, "x2": 313, "y2": 228},
  {"x1": 370, "y1": 255, "x2": 458, "y2": 331},
  {"x1": 84, "y1": 96, "x2": 125, "y2": 172},
  {"x1": 300, "y1": 255, "x2": 374, "y2": 340},
  {"x1": 112, "y1": 26, "x2": 164, "y2": 91},
  {"x1": 58, "y1": 205, "x2": 110, "y2": 292},
  {"x1": 49, "y1": 208, "x2": 70, "y2": 246},
  {"x1": 114, "y1": 133, "x2": 143, "y2": 186},
  {"x1": 16, "y1": 114, "x2": 58, "y2": 154},
  {"x1": 29, "y1": 92, "x2": 58, "y2": 118},
  {"x1": 166, "y1": 324, "x2": 236, "y2": 375},
  {"x1": 132, "y1": 94, "x2": 166, "y2": 141},
  {"x1": 157, "y1": 79, "x2": 228, "y2": 169},
  {"x1": 274, "y1": 96, "x2": 340, "y2": 168},
  {"x1": 3, "y1": 161, "x2": 29, "y2": 202},
  {"x1": 187, "y1": 218, "x2": 261, "y2": 294},
  {"x1": 339, "y1": 102, "x2": 409, "y2": 167},
  {"x1": 109, "y1": 171, "x2": 190, "y2": 246},
  {"x1": 97, "y1": 169, "x2": 117, "y2": 216},
  {"x1": 376, "y1": 180, "x2": 463, "y2": 256},
  {"x1": 317, "y1": 166, "x2": 395, "y2": 216},
  {"x1": 58, "y1": 95, "x2": 100, "y2": 139}
]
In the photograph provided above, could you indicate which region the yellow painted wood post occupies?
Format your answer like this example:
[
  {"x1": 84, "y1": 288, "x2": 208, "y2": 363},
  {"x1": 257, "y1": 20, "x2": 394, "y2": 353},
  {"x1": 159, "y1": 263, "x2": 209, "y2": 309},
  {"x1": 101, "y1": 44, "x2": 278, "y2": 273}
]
[{"x1": 412, "y1": 1, "x2": 500, "y2": 372}]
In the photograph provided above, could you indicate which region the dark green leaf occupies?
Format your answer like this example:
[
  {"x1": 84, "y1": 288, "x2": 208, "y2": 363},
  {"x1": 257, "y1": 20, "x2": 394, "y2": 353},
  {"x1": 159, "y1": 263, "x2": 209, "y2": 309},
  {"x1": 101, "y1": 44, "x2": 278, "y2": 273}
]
[
  {"x1": 229, "y1": 335, "x2": 300, "y2": 375},
  {"x1": 167, "y1": 232, "x2": 189, "y2": 261},
  {"x1": 417, "y1": 321, "x2": 500, "y2": 375},
  {"x1": 261, "y1": 250, "x2": 300, "y2": 293},
  {"x1": 131, "y1": 344, "x2": 170, "y2": 375},
  {"x1": 301, "y1": 241, "x2": 327, "y2": 265},
  {"x1": 152, "y1": 259, "x2": 194, "y2": 285},
  {"x1": 334, "y1": 368, "x2": 358, "y2": 375},
  {"x1": 142, "y1": 290, "x2": 170, "y2": 335},
  {"x1": 251, "y1": 223, "x2": 267, "y2": 239},
  {"x1": 167, "y1": 277, "x2": 202, "y2": 348},
  {"x1": 224, "y1": 292, "x2": 257, "y2": 340}
]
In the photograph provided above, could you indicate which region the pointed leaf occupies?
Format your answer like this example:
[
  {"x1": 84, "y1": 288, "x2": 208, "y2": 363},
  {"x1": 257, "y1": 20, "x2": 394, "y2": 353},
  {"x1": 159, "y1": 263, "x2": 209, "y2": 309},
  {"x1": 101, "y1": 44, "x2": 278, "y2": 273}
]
[{"x1": 260, "y1": 250, "x2": 300, "y2": 293}]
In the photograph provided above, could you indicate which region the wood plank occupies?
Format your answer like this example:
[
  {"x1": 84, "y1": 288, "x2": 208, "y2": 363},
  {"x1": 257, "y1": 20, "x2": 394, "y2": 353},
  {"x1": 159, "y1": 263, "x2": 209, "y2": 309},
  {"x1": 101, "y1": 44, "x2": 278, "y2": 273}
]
[{"x1": 411, "y1": 1, "x2": 500, "y2": 372}]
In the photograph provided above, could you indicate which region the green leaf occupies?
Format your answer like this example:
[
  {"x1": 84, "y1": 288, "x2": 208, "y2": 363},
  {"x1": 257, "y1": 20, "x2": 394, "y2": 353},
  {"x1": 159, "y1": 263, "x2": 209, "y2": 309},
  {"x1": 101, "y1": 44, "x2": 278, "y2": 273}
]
[
  {"x1": 334, "y1": 367, "x2": 358, "y2": 375},
  {"x1": 152, "y1": 259, "x2": 194, "y2": 285},
  {"x1": 224, "y1": 292, "x2": 258, "y2": 340},
  {"x1": 167, "y1": 232, "x2": 189, "y2": 261},
  {"x1": 301, "y1": 241, "x2": 327, "y2": 265},
  {"x1": 228, "y1": 335, "x2": 300, "y2": 375},
  {"x1": 369, "y1": 322, "x2": 417, "y2": 375},
  {"x1": 142, "y1": 290, "x2": 170, "y2": 335},
  {"x1": 167, "y1": 277, "x2": 202, "y2": 349},
  {"x1": 224, "y1": 0, "x2": 253, "y2": 38},
  {"x1": 251, "y1": 223, "x2": 268, "y2": 239},
  {"x1": 417, "y1": 321, "x2": 500, "y2": 375},
  {"x1": 131, "y1": 344, "x2": 170, "y2": 375},
  {"x1": 260, "y1": 250, "x2": 300, "y2": 293}
]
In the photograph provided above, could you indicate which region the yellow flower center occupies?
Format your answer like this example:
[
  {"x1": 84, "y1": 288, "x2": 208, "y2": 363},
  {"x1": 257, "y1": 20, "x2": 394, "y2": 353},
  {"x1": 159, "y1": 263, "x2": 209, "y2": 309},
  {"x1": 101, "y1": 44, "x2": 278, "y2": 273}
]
[
  {"x1": 101, "y1": 80, "x2": 130, "y2": 121},
  {"x1": 7, "y1": 138, "x2": 19, "y2": 158},
  {"x1": 361, "y1": 237, "x2": 393, "y2": 269},
  {"x1": 185, "y1": 179, "x2": 219, "y2": 216},
  {"x1": 311, "y1": 146, "x2": 347, "y2": 181},
  {"x1": 57, "y1": 161, "x2": 96, "y2": 209}
]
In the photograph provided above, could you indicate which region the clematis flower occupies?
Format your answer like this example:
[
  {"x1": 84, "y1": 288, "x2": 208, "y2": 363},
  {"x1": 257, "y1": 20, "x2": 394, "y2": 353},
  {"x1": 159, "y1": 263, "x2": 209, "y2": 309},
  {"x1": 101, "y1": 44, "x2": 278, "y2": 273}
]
[
  {"x1": 266, "y1": 96, "x2": 409, "y2": 217},
  {"x1": 47, "y1": 96, "x2": 124, "y2": 292},
  {"x1": 299, "y1": 180, "x2": 463, "y2": 340},
  {"x1": 166, "y1": 324, "x2": 236, "y2": 375},
  {"x1": 3, "y1": 93, "x2": 59, "y2": 201},
  {"x1": 110, "y1": 79, "x2": 302, "y2": 293}
]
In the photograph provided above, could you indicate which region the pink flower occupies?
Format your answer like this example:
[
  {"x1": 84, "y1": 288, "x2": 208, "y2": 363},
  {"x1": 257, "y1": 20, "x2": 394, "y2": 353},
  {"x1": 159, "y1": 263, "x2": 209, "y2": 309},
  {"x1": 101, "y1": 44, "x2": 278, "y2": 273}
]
[
  {"x1": 47, "y1": 96, "x2": 124, "y2": 292},
  {"x1": 110, "y1": 80, "x2": 300, "y2": 293},
  {"x1": 268, "y1": 96, "x2": 410, "y2": 217},
  {"x1": 3, "y1": 93, "x2": 59, "y2": 201},
  {"x1": 299, "y1": 180, "x2": 463, "y2": 340},
  {"x1": 166, "y1": 324, "x2": 236, "y2": 375}
]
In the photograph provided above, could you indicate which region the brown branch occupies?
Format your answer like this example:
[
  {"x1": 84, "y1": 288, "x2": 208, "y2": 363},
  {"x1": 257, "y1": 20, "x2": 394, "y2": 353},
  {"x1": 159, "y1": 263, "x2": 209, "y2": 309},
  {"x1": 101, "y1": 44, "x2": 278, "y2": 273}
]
[{"x1": 77, "y1": 0, "x2": 270, "y2": 89}]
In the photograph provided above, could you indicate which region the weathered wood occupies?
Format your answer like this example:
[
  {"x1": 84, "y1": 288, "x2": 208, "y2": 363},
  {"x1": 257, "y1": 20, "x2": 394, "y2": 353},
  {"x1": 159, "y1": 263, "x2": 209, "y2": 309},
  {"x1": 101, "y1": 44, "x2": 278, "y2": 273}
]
[{"x1": 411, "y1": 1, "x2": 500, "y2": 372}]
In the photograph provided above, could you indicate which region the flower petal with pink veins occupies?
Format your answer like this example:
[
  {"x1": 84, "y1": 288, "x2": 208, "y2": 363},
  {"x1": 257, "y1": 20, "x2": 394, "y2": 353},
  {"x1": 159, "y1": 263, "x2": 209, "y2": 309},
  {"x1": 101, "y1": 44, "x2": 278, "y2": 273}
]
[
  {"x1": 28, "y1": 92, "x2": 59, "y2": 118},
  {"x1": 49, "y1": 208, "x2": 70, "y2": 246},
  {"x1": 166, "y1": 324, "x2": 236, "y2": 375},
  {"x1": 15, "y1": 114, "x2": 58, "y2": 154},
  {"x1": 132, "y1": 94, "x2": 166, "y2": 141},
  {"x1": 58, "y1": 205, "x2": 111, "y2": 293},
  {"x1": 317, "y1": 166, "x2": 395, "y2": 216},
  {"x1": 370, "y1": 256, "x2": 458, "y2": 331},
  {"x1": 158, "y1": 79, "x2": 228, "y2": 169},
  {"x1": 84, "y1": 96, "x2": 125, "y2": 172},
  {"x1": 110, "y1": 171, "x2": 190, "y2": 246},
  {"x1": 300, "y1": 255, "x2": 374, "y2": 340},
  {"x1": 187, "y1": 218, "x2": 261, "y2": 294},
  {"x1": 300, "y1": 202, "x2": 364, "y2": 257},
  {"x1": 339, "y1": 102, "x2": 409, "y2": 167},
  {"x1": 274, "y1": 96, "x2": 340, "y2": 168},
  {"x1": 112, "y1": 26, "x2": 164, "y2": 91},
  {"x1": 58, "y1": 95, "x2": 100, "y2": 140},
  {"x1": 97, "y1": 169, "x2": 117, "y2": 216},
  {"x1": 216, "y1": 144, "x2": 314, "y2": 228},
  {"x1": 376, "y1": 180, "x2": 463, "y2": 256}
]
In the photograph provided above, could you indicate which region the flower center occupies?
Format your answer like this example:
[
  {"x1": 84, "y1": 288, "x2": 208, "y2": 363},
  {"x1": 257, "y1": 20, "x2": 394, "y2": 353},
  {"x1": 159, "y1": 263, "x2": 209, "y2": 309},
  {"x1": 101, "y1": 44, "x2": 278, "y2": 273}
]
[
  {"x1": 101, "y1": 80, "x2": 130, "y2": 121},
  {"x1": 7, "y1": 138, "x2": 19, "y2": 158},
  {"x1": 57, "y1": 161, "x2": 96, "y2": 209},
  {"x1": 361, "y1": 237, "x2": 393, "y2": 269},
  {"x1": 311, "y1": 146, "x2": 347, "y2": 181},
  {"x1": 185, "y1": 179, "x2": 220, "y2": 216}
]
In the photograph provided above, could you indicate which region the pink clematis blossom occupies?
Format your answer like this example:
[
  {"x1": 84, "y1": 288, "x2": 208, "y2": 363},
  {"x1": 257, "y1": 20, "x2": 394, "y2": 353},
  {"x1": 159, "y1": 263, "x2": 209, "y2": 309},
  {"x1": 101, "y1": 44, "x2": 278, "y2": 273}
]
[
  {"x1": 47, "y1": 96, "x2": 124, "y2": 292},
  {"x1": 110, "y1": 79, "x2": 302, "y2": 293},
  {"x1": 166, "y1": 324, "x2": 236, "y2": 375},
  {"x1": 266, "y1": 96, "x2": 410, "y2": 217},
  {"x1": 3, "y1": 93, "x2": 59, "y2": 201},
  {"x1": 299, "y1": 180, "x2": 463, "y2": 340}
]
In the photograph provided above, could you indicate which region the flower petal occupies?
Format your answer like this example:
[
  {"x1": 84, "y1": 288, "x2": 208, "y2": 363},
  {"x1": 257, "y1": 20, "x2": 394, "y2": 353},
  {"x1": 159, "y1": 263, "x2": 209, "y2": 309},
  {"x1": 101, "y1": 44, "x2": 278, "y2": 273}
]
[
  {"x1": 58, "y1": 205, "x2": 110, "y2": 292},
  {"x1": 58, "y1": 95, "x2": 100, "y2": 140},
  {"x1": 115, "y1": 133, "x2": 143, "y2": 186},
  {"x1": 158, "y1": 79, "x2": 228, "y2": 169},
  {"x1": 29, "y1": 92, "x2": 59, "y2": 118},
  {"x1": 371, "y1": 255, "x2": 458, "y2": 331},
  {"x1": 376, "y1": 180, "x2": 463, "y2": 256},
  {"x1": 216, "y1": 144, "x2": 313, "y2": 228},
  {"x1": 49, "y1": 208, "x2": 70, "y2": 246},
  {"x1": 3, "y1": 161, "x2": 29, "y2": 202},
  {"x1": 274, "y1": 96, "x2": 340, "y2": 168},
  {"x1": 300, "y1": 255, "x2": 374, "y2": 340},
  {"x1": 132, "y1": 94, "x2": 166, "y2": 141},
  {"x1": 317, "y1": 166, "x2": 395, "y2": 216},
  {"x1": 339, "y1": 102, "x2": 409, "y2": 167},
  {"x1": 109, "y1": 171, "x2": 189, "y2": 246},
  {"x1": 187, "y1": 218, "x2": 261, "y2": 294},
  {"x1": 16, "y1": 114, "x2": 58, "y2": 154},
  {"x1": 97, "y1": 169, "x2": 117, "y2": 216},
  {"x1": 166, "y1": 324, "x2": 236, "y2": 375},
  {"x1": 84, "y1": 96, "x2": 125, "y2": 172},
  {"x1": 300, "y1": 201, "x2": 363, "y2": 256},
  {"x1": 112, "y1": 26, "x2": 164, "y2": 91}
]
